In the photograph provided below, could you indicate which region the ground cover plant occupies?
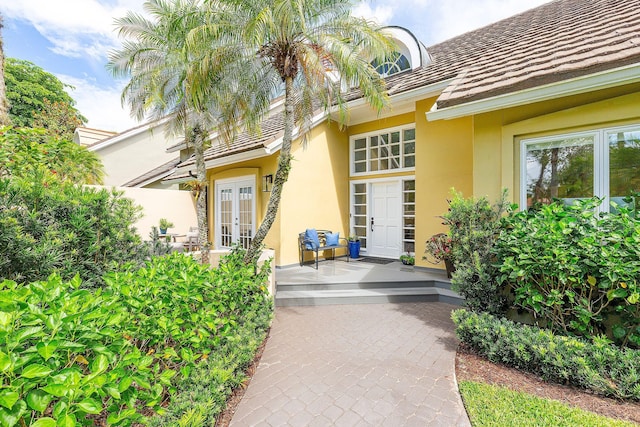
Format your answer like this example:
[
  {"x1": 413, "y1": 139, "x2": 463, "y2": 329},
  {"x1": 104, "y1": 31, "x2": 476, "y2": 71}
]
[
  {"x1": 0, "y1": 251, "x2": 272, "y2": 426},
  {"x1": 452, "y1": 310, "x2": 640, "y2": 400},
  {"x1": 459, "y1": 381, "x2": 636, "y2": 427},
  {"x1": 495, "y1": 198, "x2": 640, "y2": 347}
]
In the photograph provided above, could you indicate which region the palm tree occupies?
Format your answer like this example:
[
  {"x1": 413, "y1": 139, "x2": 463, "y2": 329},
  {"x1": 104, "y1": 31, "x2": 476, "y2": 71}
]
[
  {"x1": 192, "y1": 0, "x2": 395, "y2": 263},
  {"x1": 108, "y1": 0, "x2": 227, "y2": 264},
  {"x1": 0, "y1": 14, "x2": 10, "y2": 126}
]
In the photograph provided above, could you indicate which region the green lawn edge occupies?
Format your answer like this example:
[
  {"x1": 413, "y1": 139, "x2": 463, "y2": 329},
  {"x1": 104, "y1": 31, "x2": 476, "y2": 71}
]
[{"x1": 459, "y1": 380, "x2": 636, "y2": 427}]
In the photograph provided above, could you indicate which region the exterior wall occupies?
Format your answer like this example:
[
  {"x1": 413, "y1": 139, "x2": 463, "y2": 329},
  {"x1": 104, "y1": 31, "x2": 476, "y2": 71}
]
[
  {"x1": 472, "y1": 89, "x2": 640, "y2": 206},
  {"x1": 93, "y1": 128, "x2": 180, "y2": 187},
  {"x1": 278, "y1": 123, "x2": 351, "y2": 266},
  {"x1": 415, "y1": 98, "x2": 473, "y2": 269},
  {"x1": 87, "y1": 186, "x2": 197, "y2": 239}
]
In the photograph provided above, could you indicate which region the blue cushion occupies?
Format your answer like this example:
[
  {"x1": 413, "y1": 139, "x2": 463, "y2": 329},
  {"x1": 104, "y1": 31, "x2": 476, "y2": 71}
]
[
  {"x1": 305, "y1": 229, "x2": 320, "y2": 250},
  {"x1": 325, "y1": 232, "x2": 339, "y2": 246}
]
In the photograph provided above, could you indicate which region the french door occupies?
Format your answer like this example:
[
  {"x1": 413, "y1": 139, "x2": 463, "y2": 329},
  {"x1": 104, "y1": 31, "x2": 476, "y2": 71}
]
[{"x1": 215, "y1": 177, "x2": 255, "y2": 249}]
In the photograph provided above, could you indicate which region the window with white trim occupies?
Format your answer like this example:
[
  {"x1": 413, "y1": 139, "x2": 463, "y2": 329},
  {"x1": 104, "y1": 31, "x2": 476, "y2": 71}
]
[
  {"x1": 402, "y1": 179, "x2": 415, "y2": 253},
  {"x1": 521, "y1": 124, "x2": 640, "y2": 211},
  {"x1": 351, "y1": 126, "x2": 415, "y2": 175}
]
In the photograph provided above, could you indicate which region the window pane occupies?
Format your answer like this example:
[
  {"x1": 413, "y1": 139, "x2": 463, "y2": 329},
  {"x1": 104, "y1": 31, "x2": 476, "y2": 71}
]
[
  {"x1": 355, "y1": 138, "x2": 366, "y2": 150},
  {"x1": 403, "y1": 129, "x2": 415, "y2": 141},
  {"x1": 404, "y1": 141, "x2": 415, "y2": 155},
  {"x1": 525, "y1": 136, "x2": 594, "y2": 208},
  {"x1": 404, "y1": 180, "x2": 415, "y2": 191},
  {"x1": 609, "y1": 129, "x2": 640, "y2": 206},
  {"x1": 370, "y1": 136, "x2": 378, "y2": 147},
  {"x1": 391, "y1": 132, "x2": 400, "y2": 143},
  {"x1": 354, "y1": 183, "x2": 366, "y2": 193},
  {"x1": 354, "y1": 150, "x2": 366, "y2": 161},
  {"x1": 355, "y1": 162, "x2": 366, "y2": 173},
  {"x1": 404, "y1": 155, "x2": 415, "y2": 168}
]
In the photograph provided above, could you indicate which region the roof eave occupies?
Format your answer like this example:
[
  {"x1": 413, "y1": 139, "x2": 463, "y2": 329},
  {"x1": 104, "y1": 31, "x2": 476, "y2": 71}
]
[{"x1": 426, "y1": 62, "x2": 640, "y2": 121}]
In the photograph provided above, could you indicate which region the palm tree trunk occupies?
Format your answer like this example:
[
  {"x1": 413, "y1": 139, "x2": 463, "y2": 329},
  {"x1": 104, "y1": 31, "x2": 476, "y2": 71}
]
[
  {"x1": 193, "y1": 125, "x2": 210, "y2": 265},
  {"x1": 0, "y1": 15, "x2": 10, "y2": 126},
  {"x1": 244, "y1": 76, "x2": 295, "y2": 264}
]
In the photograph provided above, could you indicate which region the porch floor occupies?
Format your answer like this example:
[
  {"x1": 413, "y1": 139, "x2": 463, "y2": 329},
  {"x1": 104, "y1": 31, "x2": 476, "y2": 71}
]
[{"x1": 275, "y1": 258, "x2": 461, "y2": 306}]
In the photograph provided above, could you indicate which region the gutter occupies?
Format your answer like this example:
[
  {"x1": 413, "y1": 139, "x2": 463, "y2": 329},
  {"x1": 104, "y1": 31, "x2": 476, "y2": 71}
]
[{"x1": 426, "y1": 63, "x2": 640, "y2": 121}]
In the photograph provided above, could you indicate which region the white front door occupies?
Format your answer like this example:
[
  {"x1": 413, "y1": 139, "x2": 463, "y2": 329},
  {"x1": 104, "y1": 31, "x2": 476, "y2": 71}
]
[
  {"x1": 369, "y1": 181, "x2": 401, "y2": 257},
  {"x1": 215, "y1": 177, "x2": 255, "y2": 249}
]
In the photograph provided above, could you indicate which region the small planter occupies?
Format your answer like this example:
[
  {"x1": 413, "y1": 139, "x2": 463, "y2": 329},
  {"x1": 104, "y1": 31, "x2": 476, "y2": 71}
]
[
  {"x1": 348, "y1": 240, "x2": 360, "y2": 259},
  {"x1": 159, "y1": 228, "x2": 167, "y2": 235},
  {"x1": 444, "y1": 258, "x2": 455, "y2": 279}
]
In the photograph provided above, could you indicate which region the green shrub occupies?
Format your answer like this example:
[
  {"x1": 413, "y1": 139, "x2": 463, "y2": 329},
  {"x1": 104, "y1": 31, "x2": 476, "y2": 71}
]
[
  {"x1": 452, "y1": 309, "x2": 640, "y2": 400},
  {"x1": 495, "y1": 198, "x2": 640, "y2": 347},
  {"x1": 442, "y1": 190, "x2": 508, "y2": 315},
  {"x1": 0, "y1": 251, "x2": 273, "y2": 426},
  {"x1": 0, "y1": 176, "x2": 145, "y2": 286},
  {"x1": 0, "y1": 275, "x2": 162, "y2": 427}
]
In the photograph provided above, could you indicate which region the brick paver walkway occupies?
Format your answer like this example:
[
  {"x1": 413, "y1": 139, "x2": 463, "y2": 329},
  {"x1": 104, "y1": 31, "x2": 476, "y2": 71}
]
[{"x1": 230, "y1": 303, "x2": 471, "y2": 426}]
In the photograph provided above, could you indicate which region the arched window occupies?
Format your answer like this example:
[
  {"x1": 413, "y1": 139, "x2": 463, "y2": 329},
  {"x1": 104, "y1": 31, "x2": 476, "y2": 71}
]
[{"x1": 371, "y1": 52, "x2": 411, "y2": 77}]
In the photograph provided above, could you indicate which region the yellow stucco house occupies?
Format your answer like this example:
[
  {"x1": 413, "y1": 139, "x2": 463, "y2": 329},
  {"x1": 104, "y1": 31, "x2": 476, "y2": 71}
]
[{"x1": 158, "y1": 0, "x2": 640, "y2": 270}]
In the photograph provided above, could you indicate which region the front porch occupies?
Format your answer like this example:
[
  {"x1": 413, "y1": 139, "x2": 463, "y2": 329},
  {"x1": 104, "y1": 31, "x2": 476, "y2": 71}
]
[{"x1": 275, "y1": 258, "x2": 463, "y2": 306}]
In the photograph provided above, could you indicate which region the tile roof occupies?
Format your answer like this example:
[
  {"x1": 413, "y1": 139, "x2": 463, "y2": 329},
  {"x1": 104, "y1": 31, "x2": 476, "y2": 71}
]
[
  {"x1": 168, "y1": 0, "x2": 640, "y2": 170},
  {"x1": 176, "y1": 111, "x2": 285, "y2": 168},
  {"x1": 395, "y1": 0, "x2": 640, "y2": 108},
  {"x1": 122, "y1": 157, "x2": 181, "y2": 187}
]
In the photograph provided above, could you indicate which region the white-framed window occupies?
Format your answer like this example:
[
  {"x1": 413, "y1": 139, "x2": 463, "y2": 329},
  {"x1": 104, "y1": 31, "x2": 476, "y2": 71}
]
[
  {"x1": 520, "y1": 124, "x2": 640, "y2": 212},
  {"x1": 351, "y1": 125, "x2": 416, "y2": 176}
]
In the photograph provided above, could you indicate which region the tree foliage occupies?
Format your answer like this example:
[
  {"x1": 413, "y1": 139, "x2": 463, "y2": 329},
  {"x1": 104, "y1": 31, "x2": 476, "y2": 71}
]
[
  {"x1": 0, "y1": 127, "x2": 104, "y2": 184},
  {"x1": 190, "y1": 0, "x2": 394, "y2": 262},
  {"x1": 4, "y1": 57, "x2": 86, "y2": 131}
]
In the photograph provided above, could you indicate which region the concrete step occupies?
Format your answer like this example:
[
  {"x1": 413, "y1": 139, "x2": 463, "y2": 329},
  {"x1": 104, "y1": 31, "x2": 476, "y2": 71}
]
[
  {"x1": 274, "y1": 287, "x2": 463, "y2": 307},
  {"x1": 276, "y1": 279, "x2": 452, "y2": 292}
]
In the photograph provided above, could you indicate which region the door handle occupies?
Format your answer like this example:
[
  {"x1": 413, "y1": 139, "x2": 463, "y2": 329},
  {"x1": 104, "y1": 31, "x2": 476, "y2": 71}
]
[{"x1": 371, "y1": 217, "x2": 374, "y2": 232}]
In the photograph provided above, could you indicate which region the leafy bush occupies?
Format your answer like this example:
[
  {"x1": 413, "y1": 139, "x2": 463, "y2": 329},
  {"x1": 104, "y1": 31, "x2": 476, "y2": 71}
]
[
  {"x1": 0, "y1": 275, "x2": 162, "y2": 427},
  {"x1": 495, "y1": 198, "x2": 640, "y2": 347},
  {"x1": 0, "y1": 251, "x2": 273, "y2": 426},
  {"x1": 0, "y1": 127, "x2": 103, "y2": 184},
  {"x1": 452, "y1": 310, "x2": 640, "y2": 400},
  {"x1": 442, "y1": 190, "x2": 508, "y2": 315},
  {"x1": 0, "y1": 176, "x2": 145, "y2": 286}
]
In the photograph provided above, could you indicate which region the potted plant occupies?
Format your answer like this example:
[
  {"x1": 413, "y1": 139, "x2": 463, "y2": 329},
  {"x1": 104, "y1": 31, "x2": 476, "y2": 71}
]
[
  {"x1": 399, "y1": 252, "x2": 415, "y2": 266},
  {"x1": 158, "y1": 218, "x2": 174, "y2": 235},
  {"x1": 423, "y1": 233, "x2": 454, "y2": 278},
  {"x1": 348, "y1": 235, "x2": 361, "y2": 259}
]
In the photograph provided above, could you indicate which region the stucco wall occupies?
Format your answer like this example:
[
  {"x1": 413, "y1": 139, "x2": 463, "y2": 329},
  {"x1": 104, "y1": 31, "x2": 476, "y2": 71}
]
[
  {"x1": 473, "y1": 90, "x2": 640, "y2": 205},
  {"x1": 88, "y1": 186, "x2": 197, "y2": 239},
  {"x1": 92, "y1": 127, "x2": 181, "y2": 187},
  {"x1": 279, "y1": 123, "x2": 351, "y2": 266}
]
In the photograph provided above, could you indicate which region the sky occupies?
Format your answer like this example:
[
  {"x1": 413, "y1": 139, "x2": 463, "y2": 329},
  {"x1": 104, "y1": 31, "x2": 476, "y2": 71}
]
[{"x1": 1, "y1": 0, "x2": 551, "y2": 133}]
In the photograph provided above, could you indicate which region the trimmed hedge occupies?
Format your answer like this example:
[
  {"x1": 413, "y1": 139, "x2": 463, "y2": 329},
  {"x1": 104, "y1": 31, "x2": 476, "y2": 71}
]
[{"x1": 452, "y1": 309, "x2": 640, "y2": 400}]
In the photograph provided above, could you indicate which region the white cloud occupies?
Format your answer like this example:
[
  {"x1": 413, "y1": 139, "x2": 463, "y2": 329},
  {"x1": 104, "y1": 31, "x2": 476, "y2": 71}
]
[
  {"x1": 0, "y1": 0, "x2": 145, "y2": 60},
  {"x1": 352, "y1": 2, "x2": 395, "y2": 25},
  {"x1": 429, "y1": 0, "x2": 551, "y2": 43},
  {"x1": 57, "y1": 73, "x2": 139, "y2": 132}
]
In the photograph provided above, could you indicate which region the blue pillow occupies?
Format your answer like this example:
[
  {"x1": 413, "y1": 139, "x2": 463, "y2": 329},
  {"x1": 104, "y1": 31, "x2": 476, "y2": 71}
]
[
  {"x1": 305, "y1": 228, "x2": 320, "y2": 250},
  {"x1": 326, "y1": 232, "x2": 339, "y2": 246}
]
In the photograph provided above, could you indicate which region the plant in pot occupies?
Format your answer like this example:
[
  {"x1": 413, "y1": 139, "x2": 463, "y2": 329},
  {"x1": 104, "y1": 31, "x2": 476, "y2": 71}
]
[
  {"x1": 348, "y1": 235, "x2": 361, "y2": 259},
  {"x1": 423, "y1": 233, "x2": 454, "y2": 278},
  {"x1": 158, "y1": 218, "x2": 174, "y2": 235},
  {"x1": 399, "y1": 252, "x2": 415, "y2": 266}
]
